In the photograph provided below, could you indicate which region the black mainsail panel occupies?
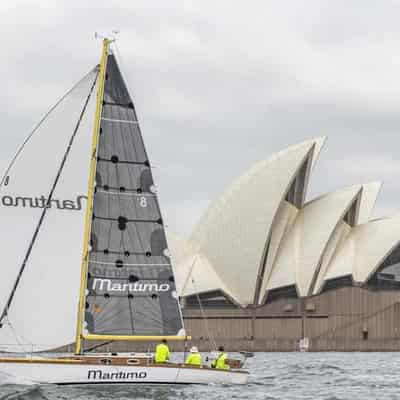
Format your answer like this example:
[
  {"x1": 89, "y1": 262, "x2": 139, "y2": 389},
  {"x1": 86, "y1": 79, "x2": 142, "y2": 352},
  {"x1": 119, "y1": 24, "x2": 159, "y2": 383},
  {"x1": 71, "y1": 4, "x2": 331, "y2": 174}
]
[{"x1": 84, "y1": 54, "x2": 184, "y2": 336}]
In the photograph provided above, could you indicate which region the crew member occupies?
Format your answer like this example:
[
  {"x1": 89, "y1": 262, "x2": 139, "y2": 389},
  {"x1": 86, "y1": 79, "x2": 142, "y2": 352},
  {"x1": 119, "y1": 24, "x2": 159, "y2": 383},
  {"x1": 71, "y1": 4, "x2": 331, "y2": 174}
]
[
  {"x1": 211, "y1": 346, "x2": 230, "y2": 370},
  {"x1": 155, "y1": 339, "x2": 170, "y2": 363},
  {"x1": 185, "y1": 346, "x2": 202, "y2": 366}
]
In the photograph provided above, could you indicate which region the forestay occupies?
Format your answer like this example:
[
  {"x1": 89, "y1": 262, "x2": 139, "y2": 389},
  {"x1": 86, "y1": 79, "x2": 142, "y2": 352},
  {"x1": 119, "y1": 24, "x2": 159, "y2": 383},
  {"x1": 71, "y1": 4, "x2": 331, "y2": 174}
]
[
  {"x1": 0, "y1": 69, "x2": 98, "y2": 352},
  {"x1": 84, "y1": 53, "x2": 184, "y2": 337}
]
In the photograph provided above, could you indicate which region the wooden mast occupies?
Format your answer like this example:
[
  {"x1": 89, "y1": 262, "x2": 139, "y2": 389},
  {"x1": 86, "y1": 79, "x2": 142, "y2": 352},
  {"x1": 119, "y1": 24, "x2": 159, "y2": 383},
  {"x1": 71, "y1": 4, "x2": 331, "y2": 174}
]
[{"x1": 75, "y1": 38, "x2": 109, "y2": 355}]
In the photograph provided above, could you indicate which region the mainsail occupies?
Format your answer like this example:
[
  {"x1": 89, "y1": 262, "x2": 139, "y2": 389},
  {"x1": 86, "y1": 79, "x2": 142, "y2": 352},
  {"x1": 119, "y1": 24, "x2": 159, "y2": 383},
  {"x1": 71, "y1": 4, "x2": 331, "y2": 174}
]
[{"x1": 80, "y1": 43, "x2": 185, "y2": 343}]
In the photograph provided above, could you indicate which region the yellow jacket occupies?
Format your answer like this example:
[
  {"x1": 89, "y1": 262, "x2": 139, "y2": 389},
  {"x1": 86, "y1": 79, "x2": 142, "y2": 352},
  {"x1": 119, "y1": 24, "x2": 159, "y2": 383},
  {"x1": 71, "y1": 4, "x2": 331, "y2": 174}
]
[
  {"x1": 185, "y1": 352, "x2": 202, "y2": 366},
  {"x1": 211, "y1": 352, "x2": 230, "y2": 369},
  {"x1": 155, "y1": 343, "x2": 170, "y2": 363}
]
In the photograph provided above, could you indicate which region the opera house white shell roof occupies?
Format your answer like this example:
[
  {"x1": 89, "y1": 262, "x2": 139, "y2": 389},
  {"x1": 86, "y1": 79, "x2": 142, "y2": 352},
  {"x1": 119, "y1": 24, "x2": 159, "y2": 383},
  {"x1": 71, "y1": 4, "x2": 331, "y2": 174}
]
[{"x1": 169, "y1": 138, "x2": 400, "y2": 307}]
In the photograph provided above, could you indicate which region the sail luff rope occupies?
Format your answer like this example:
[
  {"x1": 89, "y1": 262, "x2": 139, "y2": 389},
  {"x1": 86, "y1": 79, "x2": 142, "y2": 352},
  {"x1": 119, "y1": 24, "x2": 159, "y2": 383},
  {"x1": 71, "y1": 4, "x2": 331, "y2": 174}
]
[
  {"x1": 0, "y1": 68, "x2": 98, "y2": 188},
  {"x1": 0, "y1": 72, "x2": 99, "y2": 325}
]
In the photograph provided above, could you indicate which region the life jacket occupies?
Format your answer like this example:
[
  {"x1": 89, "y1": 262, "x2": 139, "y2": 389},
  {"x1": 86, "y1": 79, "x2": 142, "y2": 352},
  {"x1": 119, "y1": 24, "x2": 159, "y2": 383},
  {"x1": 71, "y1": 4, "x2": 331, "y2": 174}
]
[
  {"x1": 185, "y1": 352, "x2": 202, "y2": 365},
  {"x1": 211, "y1": 352, "x2": 230, "y2": 369},
  {"x1": 155, "y1": 343, "x2": 170, "y2": 363}
]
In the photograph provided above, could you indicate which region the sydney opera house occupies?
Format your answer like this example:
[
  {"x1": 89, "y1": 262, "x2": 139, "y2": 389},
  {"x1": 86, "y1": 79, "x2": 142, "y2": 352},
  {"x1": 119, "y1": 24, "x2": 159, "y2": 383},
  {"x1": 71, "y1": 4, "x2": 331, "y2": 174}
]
[{"x1": 169, "y1": 138, "x2": 400, "y2": 351}]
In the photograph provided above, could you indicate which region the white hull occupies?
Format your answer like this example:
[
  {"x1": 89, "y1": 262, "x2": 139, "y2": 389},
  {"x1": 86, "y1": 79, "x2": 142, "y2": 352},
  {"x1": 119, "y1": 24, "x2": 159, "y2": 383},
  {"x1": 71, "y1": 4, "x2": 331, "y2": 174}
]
[{"x1": 0, "y1": 360, "x2": 248, "y2": 385}]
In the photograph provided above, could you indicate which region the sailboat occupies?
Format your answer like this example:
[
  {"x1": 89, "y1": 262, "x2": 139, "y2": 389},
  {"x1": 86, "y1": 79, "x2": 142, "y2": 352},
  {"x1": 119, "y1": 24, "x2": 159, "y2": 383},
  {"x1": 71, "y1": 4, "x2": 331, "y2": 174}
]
[{"x1": 0, "y1": 38, "x2": 249, "y2": 385}]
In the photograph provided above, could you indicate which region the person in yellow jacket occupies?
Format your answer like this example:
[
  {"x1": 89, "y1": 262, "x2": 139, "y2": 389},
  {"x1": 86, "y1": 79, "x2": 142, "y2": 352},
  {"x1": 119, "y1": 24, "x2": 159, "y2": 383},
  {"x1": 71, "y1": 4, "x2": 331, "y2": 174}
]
[
  {"x1": 155, "y1": 339, "x2": 170, "y2": 363},
  {"x1": 185, "y1": 346, "x2": 202, "y2": 366},
  {"x1": 211, "y1": 346, "x2": 230, "y2": 369}
]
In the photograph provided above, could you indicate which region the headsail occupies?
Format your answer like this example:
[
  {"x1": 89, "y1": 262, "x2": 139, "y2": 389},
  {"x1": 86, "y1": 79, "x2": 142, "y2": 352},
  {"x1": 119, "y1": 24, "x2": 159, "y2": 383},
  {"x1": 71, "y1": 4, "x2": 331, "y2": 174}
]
[
  {"x1": 0, "y1": 69, "x2": 99, "y2": 352},
  {"x1": 80, "y1": 43, "x2": 185, "y2": 344}
]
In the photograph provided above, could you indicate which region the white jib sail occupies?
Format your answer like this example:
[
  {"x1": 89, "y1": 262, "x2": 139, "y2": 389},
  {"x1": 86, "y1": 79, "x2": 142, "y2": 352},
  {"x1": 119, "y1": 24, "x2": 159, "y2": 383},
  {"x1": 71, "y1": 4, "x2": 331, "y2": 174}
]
[{"x1": 0, "y1": 69, "x2": 98, "y2": 352}]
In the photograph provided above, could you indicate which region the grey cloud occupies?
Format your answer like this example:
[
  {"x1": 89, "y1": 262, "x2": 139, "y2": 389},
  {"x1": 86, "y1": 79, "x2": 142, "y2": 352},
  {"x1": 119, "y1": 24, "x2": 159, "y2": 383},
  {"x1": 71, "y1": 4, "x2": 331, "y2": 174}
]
[{"x1": 1, "y1": 1, "x2": 400, "y2": 235}]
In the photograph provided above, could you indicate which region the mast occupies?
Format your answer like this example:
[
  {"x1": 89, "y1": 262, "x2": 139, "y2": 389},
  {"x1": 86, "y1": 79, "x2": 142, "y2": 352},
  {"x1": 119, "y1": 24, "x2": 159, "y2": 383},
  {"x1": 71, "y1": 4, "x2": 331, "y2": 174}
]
[{"x1": 75, "y1": 38, "x2": 110, "y2": 354}]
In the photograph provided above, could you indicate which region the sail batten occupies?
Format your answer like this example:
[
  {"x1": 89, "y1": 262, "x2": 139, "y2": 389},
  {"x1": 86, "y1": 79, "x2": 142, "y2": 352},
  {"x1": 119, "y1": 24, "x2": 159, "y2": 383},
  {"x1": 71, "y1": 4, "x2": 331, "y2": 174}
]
[
  {"x1": 101, "y1": 117, "x2": 139, "y2": 124},
  {"x1": 82, "y1": 49, "x2": 184, "y2": 339}
]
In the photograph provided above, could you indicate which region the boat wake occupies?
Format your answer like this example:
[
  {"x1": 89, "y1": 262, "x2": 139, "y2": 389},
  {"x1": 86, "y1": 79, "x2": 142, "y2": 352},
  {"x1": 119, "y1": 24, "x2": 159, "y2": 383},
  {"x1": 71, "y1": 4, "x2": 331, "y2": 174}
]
[
  {"x1": 0, "y1": 371, "x2": 36, "y2": 387},
  {"x1": 0, "y1": 384, "x2": 45, "y2": 400}
]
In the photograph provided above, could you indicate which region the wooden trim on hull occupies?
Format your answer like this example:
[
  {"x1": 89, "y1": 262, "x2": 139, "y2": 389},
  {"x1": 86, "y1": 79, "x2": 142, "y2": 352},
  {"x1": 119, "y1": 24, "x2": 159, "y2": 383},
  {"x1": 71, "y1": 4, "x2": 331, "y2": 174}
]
[
  {"x1": 55, "y1": 381, "x2": 203, "y2": 385},
  {"x1": 0, "y1": 357, "x2": 81, "y2": 364}
]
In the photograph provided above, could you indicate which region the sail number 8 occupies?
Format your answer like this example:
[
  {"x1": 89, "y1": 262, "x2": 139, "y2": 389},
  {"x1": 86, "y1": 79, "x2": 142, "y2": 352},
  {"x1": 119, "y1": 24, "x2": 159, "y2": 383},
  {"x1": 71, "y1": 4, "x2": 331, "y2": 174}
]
[{"x1": 139, "y1": 196, "x2": 147, "y2": 208}]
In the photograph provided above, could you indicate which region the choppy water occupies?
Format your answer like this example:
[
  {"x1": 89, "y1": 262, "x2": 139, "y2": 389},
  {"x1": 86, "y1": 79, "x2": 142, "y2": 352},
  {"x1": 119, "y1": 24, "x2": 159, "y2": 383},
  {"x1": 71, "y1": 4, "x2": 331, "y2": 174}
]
[{"x1": 1, "y1": 352, "x2": 400, "y2": 399}]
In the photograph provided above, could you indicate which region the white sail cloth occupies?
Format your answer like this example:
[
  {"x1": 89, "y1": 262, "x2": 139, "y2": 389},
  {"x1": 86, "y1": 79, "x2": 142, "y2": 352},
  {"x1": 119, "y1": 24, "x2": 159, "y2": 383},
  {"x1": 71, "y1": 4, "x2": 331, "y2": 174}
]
[{"x1": 0, "y1": 70, "x2": 98, "y2": 352}]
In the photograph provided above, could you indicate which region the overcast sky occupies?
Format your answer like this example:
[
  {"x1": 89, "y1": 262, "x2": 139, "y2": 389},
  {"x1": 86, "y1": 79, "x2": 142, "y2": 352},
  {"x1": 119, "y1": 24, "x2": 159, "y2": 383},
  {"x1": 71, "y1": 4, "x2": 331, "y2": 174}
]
[{"x1": 1, "y1": 1, "x2": 400, "y2": 235}]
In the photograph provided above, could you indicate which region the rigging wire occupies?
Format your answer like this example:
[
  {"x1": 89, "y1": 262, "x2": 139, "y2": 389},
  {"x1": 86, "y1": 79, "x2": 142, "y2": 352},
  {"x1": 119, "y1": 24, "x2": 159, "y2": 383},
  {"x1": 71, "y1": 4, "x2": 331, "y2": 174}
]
[
  {"x1": 4, "y1": 317, "x2": 28, "y2": 354},
  {"x1": 191, "y1": 268, "x2": 217, "y2": 351},
  {"x1": 0, "y1": 70, "x2": 99, "y2": 325},
  {"x1": 0, "y1": 67, "x2": 99, "y2": 188}
]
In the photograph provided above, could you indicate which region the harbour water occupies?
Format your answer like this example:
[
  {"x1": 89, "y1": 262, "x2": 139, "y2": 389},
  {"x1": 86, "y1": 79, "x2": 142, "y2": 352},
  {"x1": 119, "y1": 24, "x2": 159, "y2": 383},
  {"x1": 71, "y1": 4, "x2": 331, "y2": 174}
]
[{"x1": 0, "y1": 352, "x2": 399, "y2": 399}]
